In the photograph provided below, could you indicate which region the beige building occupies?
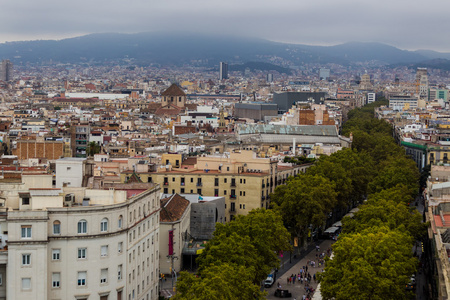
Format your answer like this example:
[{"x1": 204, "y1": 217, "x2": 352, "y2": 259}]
[
  {"x1": 159, "y1": 194, "x2": 191, "y2": 275},
  {"x1": 121, "y1": 151, "x2": 311, "y2": 221},
  {"x1": 0, "y1": 174, "x2": 161, "y2": 300}
]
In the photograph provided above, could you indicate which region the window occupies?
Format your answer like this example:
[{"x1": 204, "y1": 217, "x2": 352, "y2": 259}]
[
  {"x1": 77, "y1": 271, "x2": 87, "y2": 286},
  {"x1": 118, "y1": 265, "x2": 123, "y2": 280},
  {"x1": 180, "y1": 188, "x2": 185, "y2": 193},
  {"x1": 101, "y1": 245, "x2": 108, "y2": 257},
  {"x1": 100, "y1": 218, "x2": 108, "y2": 232},
  {"x1": 77, "y1": 220, "x2": 87, "y2": 234},
  {"x1": 22, "y1": 278, "x2": 31, "y2": 290},
  {"x1": 118, "y1": 215, "x2": 123, "y2": 229},
  {"x1": 78, "y1": 248, "x2": 87, "y2": 259},
  {"x1": 22, "y1": 197, "x2": 30, "y2": 205},
  {"x1": 118, "y1": 242, "x2": 123, "y2": 253},
  {"x1": 53, "y1": 220, "x2": 61, "y2": 235},
  {"x1": 52, "y1": 273, "x2": 60, "y2": 288},
  {"x1": 100, "y1": 268, "x2": 108, "y2": 284},
  {"x1": 22, "y1": 254, "x2": 31, "y2": 266},
  {"x1": 52, "y1": 249, "x2": 60, "y2": 260},
  {"x1": 21, "y1": 225, "x2": 31, "y2": 238}
]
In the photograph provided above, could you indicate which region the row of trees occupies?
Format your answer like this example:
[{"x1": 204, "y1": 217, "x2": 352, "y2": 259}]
[
  {"x1": 318, "y1": 101, "x2": 426, "y2": 299},
  {"x1": 174, "y1": 209, "x2": 291, "y2": 299},
  {"x1": 271, "y1": 100, "x2": 420, "y2": 245}
]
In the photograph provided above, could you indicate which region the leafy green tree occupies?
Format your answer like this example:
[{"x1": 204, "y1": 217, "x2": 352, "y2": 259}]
[
  {"x1": 174, "y1": 264, "x2": 266, "y2": 300},
  {"x1": 271, "y1": 174, "x2": 337, "y2": 245},
  {"x1": 87, "y1": 141, "x2": 101, "y2": 157},
  {"x1": 342, "y1": 197, "x2": 426, "y2": 239},
  {"x1": 197, "y1": 209, "x2": 291, "y2": 284},
  {"x1": 320, "y1": 227, "x2": 417, "y2": 300},
  {"x1": 308, "y1": 148, "x2": 375, "y2": 207},
  {"x1": 369, "y1": 155, "x2": 419, "y2": 198}
]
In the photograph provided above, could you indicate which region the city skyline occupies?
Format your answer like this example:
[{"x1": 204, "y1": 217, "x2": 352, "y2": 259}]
[{"x1": 1, "y1": 0, "x2": 450, "y2": 52}]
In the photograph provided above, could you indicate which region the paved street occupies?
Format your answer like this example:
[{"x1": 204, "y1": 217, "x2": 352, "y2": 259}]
[{"x1": 266, "y1": 239, "x2": 335, "y2": 300}]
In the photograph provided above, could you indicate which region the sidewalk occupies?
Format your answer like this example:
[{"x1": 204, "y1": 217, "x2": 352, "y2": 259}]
[{"x1": 266, "y1": 239, "x2": 335, "y2": 300}]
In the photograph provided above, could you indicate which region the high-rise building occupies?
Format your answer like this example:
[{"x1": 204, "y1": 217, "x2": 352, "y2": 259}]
[
  {"x1": 416, "y1": 68, "x2": 428, "y2": 99},
  {"x1": 219, "y1": 62, "x2": 228, "y2": 80},
  {"x1": 267, "y1": 73, "x2": 274, "y2": 83},
  {"x1": 0, "y1": 60, "x2": 13, "y2": 81},
  {"x1": 319, "y1": 68, "x2": 330, "y2": 80}
]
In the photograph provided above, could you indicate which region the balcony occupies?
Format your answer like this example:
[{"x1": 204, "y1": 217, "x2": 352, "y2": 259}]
[
  {"x1": 230, "y1": 195, "x2": 237, "y2": 199},
  {"x1": 261, "y1": 196, "x2": 265, "y2": 201},
  {"x1": 181, "y1": 182, "x2": 185, "y2": 186},
  {"x1": 163, "y1": 182, "x2": 169, "y2": 186},
  {"x1": 229, "y1": 209, "x2": 237, "y2": 214},
  {"x1": 230, "y1": 182, "x2": 236, "y2": 187},
  {"x1": 196, "y1": 183, "x2": 203, "y2": 187}
]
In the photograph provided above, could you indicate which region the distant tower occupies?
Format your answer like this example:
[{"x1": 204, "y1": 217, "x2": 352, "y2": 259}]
[
  {"x1": 267, "y1": 73, "x2": 274, "y2": 83},
  {"x1": 218, "y1": 106, "x2": 227, "y2": 133},
  {"x1": 319, "y1": 68, "x2": 330, "y2": 80},
  {"x1": 219, "y1": 62, "x2": 228, "y2": 80},
  {"x1": 359, "y1": 72, "x2": 372, "y2": 90},
  {"x1": 0, "y1": 60, "x2": 13, "y2": 81},
  {"x1": 416, "y1": 68, "x2": 428, "y2": 99}
]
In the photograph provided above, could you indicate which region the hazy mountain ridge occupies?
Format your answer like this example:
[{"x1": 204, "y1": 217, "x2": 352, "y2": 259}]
[{"x1": 0, "y1": 32, "x2": 448, "y2": 68}]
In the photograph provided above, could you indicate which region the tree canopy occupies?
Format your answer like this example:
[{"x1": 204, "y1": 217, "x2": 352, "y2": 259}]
[
  {"x1": 319, "y1": 100, "x2": 422, "y2": 299},
  {"x1": 174, "y1": 209, "x2": 291, "y2": 299},
  {"x1": 320, "y1": 227, "x2": 417, "y2": 300},
  {"x1": 271, "y1": 174, "x2": 337, "y2": 241}
]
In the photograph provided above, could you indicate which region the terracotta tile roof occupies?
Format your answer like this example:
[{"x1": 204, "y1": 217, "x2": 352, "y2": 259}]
[
  {"x1": 155, "y1": 106, "x2": 182, "y2": 117},
  {"x1": 185, "y1": 103, "x2": 197, "y2": 111},
  {"x1": 161, "y1": 84, "x2": 186, "y2": 97},
  {"x1": 182, "y1": 157, "x2": 197, "y2": 165},
  {"x1": 160, "y1": 194, "x2": 190, "y2": 222}
]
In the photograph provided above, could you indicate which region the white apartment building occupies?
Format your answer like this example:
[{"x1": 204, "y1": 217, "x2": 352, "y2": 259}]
[
  {"x1": 367, "y1": 93, "x2": 376, "y2": 104},
  {"x1": 0, "y1": 174, "x2": 160, "y2": 300}
]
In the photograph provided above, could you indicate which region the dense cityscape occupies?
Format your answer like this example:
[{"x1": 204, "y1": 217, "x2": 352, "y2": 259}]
[{"x1": 0, "y1": 51, "x2": 449, "y2": 300}]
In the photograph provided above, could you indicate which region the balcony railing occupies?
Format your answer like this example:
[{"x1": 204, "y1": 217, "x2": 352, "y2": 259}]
[
  {"x1": 181, "y1": 182, "x2": 185, "y2": 186},
  {"x1": 196, "y1": 183, "x2": 203, "y2": 187},
  {"x1": 230, "y1": 182, "x2": 236, "y2": 187},
  {"x1": 163, "y1": 182, "x2": 169, "y2": 186},
  {"x1": 229, "y1": 209, "x2": 237, "y2": 214},
  {"x1": 230, "y1": 195, "x2": 237, "y2": 199}
]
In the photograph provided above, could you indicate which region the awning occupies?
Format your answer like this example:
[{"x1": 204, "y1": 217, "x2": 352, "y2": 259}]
[
  {"x1": 332, "y1": 221, "x2": 342, "y2": 227},
  {"x1": 324, "y1": 226, "x2": 340, "y2": 234}
]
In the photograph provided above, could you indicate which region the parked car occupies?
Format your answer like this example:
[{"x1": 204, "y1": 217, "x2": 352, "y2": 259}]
[
  {"x1": 274, "y1": 289, "x2": 292, "y2": 298},
  {"x1": 264, "y1": 274, "x2": 274, "y2": 288},
  {"x1": 406, "y1": 274, "x2": 416, "y2": 291}
]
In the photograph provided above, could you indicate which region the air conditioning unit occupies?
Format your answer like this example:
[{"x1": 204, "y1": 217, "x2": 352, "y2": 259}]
[{"x1": 64, "y1": 194, "x2": 75, "y2": 207}]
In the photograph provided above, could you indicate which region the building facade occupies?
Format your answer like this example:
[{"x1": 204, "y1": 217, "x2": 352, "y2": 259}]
[{"x1": 0, "y1": 175, "x2": 161, "y2": 300}]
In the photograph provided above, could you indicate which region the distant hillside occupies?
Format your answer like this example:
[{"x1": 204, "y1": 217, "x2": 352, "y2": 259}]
[
  {"x1": 409, "y1": 58, "x2": 450, "y2": 72},
  {"x1": 0, "y1": 32, "x2": 449, "y2": 67}
]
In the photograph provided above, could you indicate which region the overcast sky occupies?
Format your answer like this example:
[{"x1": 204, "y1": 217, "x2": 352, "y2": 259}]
[{"x1": 1, "y1": 0, "x2": 448, "y2": 52}]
